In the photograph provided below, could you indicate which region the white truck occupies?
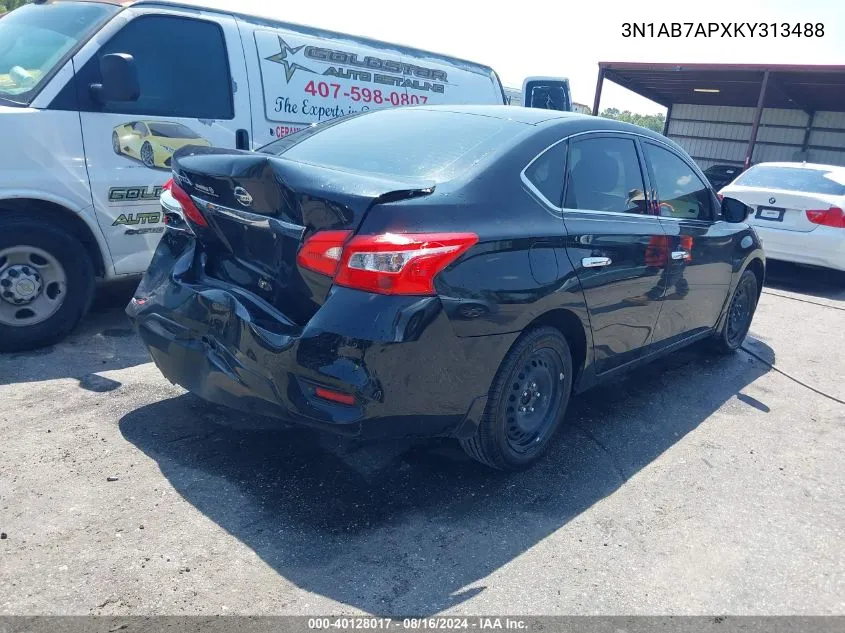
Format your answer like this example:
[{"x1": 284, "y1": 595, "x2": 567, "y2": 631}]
[{"x1": 0, "y1": 0, "x2": 572, "y2": 351}]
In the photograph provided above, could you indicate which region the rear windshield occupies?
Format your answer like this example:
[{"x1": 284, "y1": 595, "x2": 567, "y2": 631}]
[
  {"x1": 0, "y1": 1, "x2": 117, "y2": 104},
  {"x1": 260, "y1": 108, "x2": 524, "y2": 181},
  {"x1": 733, "y1": 165, "x2": 845, "y2": 196}
]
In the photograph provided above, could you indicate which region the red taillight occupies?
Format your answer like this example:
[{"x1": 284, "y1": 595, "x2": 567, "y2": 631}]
[
  {"x1": 806, "y1": 207, "x2": 845, "y2": 228},
  {"x1": 314, "y1": 387, "x2": 356, "y2": 406},
  {"x1": 297, "y1": 230, "x2": 352, "y2": 277},
  {"x1": 335, "y1": 232, "x2": 478, "y2": 295},
  {"x1": 169, "y1": 180, "x2": 208, "y2": 228},
  {"x1": 162, "y1": 178, "x2": 173, "y2": 191},
  {"x1": 298, "y1": 231, "x2": 478, "y2": 296}
]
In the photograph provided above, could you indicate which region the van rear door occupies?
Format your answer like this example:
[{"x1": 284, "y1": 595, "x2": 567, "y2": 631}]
[{"x1": 69, "y1": 7, "x2": 252, "y2": 275}]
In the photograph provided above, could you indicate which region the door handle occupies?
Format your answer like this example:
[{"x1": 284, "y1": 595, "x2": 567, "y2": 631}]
[
  {"x1": 582, "y1": 256, "x2": 612, "y2": 268},
  {"x1": 671, "y1": 251, "x2": 690, "y2": 260},
  {"x1": 235, "y1": 128, "x2": 250, "y2": 150}
]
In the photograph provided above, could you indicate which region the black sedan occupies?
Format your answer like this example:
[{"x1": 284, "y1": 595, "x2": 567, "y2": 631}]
[
  {"x1": 127, "y1": 106, "x2": 764, "y2": 470},
  {"x1": 703, "y1": 163, "x2": 743, "y2": 190}
]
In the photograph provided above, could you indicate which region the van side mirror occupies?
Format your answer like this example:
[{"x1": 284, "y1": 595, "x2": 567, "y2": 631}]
[
  {"x1": 90, "y1": 53, "x2": 140, "y2": 103},
  {"x1": 721, "y1": 196, "x2": 751, "y2": 223}
]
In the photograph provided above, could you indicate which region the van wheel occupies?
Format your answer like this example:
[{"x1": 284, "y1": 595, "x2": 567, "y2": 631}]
[
  {"x1": 460, "y1": 326, "x2": 573, "y2": 470},
  {"x1": 0, "y1": 215, "x2": 95, "y2": 352},
  {"x1": 141, "y1": 142, "x2": 155, "y2": 168},
  {"x1": 712, "y1": 269, "x2": 758, "y2": 354}
]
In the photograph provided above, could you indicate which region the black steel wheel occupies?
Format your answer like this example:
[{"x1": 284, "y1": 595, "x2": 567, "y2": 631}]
[
  {"x1": 460, "y1": 326, "x2": 573, "y2": 470},
  {"x1": 713, "y1": 269, "x2": 758, "y2": 353}
]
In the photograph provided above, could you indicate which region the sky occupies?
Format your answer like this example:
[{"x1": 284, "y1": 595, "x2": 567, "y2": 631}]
[{"x1": 194, "y1": 0, "x2": 843, "y2": 114}]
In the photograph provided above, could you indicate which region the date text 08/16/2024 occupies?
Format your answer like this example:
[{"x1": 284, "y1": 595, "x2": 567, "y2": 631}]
[{"x1": 307, "y1": 617, "x2": 528, "y2": 630}]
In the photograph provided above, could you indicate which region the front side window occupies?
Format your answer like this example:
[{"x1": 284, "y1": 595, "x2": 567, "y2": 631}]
[
  {"x1": 564, "y1": 136, "x2": 648, "y2": 214},
  {"x1": 147, "y1": 122, "x2": 201, "y2": 139},
  {"x1": 0, "y1": 1, "x2": 117, "y2": 104},
  {"x1": 75, "y1": 15, "x2": 233, "y2": 119},
  {"x1": 645, "y1": 143, "x2": 713, "y2": 221}
]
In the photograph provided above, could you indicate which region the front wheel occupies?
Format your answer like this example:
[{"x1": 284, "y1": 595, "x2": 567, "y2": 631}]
[
  {"x1": 712, "y1": 269, "x2": 758, "y2": 353},
  {"x1": 140, "y1": 142, "x2": 155, "y2": 168},
  {"x1": 460, "y1": 326, "x2": 573, "y2": 470},
  {"x1": 0, "y1": 214, "x2": 95, "y2": 352}
]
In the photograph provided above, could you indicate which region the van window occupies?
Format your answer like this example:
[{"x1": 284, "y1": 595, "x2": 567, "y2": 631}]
[
  {"x1": 264, "y1": 109, "x2": 524, "y2": 181},
  {"x1": 0, "y1": 1, "x2": 117, "y2": 105},
  {"x1": 74, "y1": 15, "x2": 233, "y2": 119}
]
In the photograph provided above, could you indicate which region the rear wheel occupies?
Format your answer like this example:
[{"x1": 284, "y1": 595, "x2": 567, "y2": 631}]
[
  {"x1": 712, "y1": 269, "x2": 758, "y2": 353},
  {"x1": 460, "y1": 326, "x2": 573, "y2": 470},
  {"x1": 0, "y1": 215, "x2": 95, "y2": 352}
]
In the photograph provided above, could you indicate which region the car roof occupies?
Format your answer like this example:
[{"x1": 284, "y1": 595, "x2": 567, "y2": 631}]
[
  {"x1": 412, "y1": 105, "x2": 586, "y2": 125},
  {"x1": 410, "y1": 105, "x2": 680, "y2": 146},
  {"x1": 102, "y1": 0, "x2": 496, "y2": 76}
]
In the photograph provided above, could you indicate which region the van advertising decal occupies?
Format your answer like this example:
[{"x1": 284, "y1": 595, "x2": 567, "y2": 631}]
[
  {"x1": 256, "y1": 29, "x2": 493, "y2": 139},
  {"x1": 112, "y1": 121, "x2": 211, "y2": 171}
]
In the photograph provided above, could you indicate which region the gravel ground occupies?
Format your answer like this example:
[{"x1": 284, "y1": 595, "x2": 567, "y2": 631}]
[{"x1": 1, "y1": 262, "x2": 843, "y2": 616}]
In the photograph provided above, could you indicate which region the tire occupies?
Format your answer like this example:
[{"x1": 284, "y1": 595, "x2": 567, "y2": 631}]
[
  {"x1": 0, "y1": 214, "x2": 95, "y2": 353},
  {"x1": 112, "y1": 131, "x2": 121, "y2": 155},
  {"x1": 140, "y1": 142, "x2": 155, "y2": 168},
  {"x1": 460, "y1": 326, "x2": 573, "y2": 470},
  {"x1": 712, "y1": 269, "x2": 758, "y2": 354}
]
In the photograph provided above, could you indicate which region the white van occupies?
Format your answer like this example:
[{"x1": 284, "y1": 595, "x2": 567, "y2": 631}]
[{"x1": 0, "y1": 0, "x2": 571, "y2": 351}]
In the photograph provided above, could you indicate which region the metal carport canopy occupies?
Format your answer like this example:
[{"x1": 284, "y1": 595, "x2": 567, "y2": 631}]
[{"x1": 592, "y1": 62, "x2": 845, "y2": 169}]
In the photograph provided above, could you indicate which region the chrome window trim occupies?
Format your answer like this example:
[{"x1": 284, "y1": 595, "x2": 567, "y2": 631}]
[
  {"x1": 520, "y1": 129, "x2": 710, "y2": 220},
  {"x1": 520, "y1": 137, "x2": 568, "y2": 211}
]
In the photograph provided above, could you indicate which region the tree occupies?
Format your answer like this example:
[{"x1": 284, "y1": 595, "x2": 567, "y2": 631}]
[
  {"x1": 600, "y1": 107, "x2": 666, "y2": 134},
  {"x1": 1, "y1": 0, "x2": 30, "y2": 13}
]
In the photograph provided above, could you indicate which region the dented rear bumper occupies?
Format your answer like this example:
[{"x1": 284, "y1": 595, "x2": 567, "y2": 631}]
[{"x1": 127, "y1": 231, "x2": 514, "y2": 438}]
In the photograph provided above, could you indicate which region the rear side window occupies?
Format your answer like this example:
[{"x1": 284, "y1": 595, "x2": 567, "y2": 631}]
[
  {"x1": 733, "y1": 165, "x2": 845, "y2": 196},
  {"x1": 74, "y1": 15, "x2": 233, "y2": 119},
  {"x1": 524, "y1": 141, "x2": 567, "y2": 207},
  {"x1": 564, "y1": 136, "x2": 648, "y2": 214},
  {"x1": 266, "y1": 108, "x2": 524, "y2": 181},
  {"x1": 644, "y1": 143, "x2": 712, "y2": 221}
]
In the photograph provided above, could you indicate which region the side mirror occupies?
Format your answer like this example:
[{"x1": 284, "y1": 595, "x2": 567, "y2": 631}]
[
  {"x1": 721, "y1": 196, "x2": 751, "y2": 223},
  {"x1": 90, "y1": 53, "x2": 140, "y2": 103}
]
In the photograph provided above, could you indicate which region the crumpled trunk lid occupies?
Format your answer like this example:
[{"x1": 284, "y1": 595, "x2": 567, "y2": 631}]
[{"x1": 171, "y1": 146, "x2": 434, "y2": 324}]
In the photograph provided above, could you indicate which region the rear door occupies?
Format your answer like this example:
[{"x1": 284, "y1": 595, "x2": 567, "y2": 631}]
[
  {"x1": 562, "y1": 133, "x2": 668, "y2": 374},
  {"x1": 641, "y1": 141, "x2": 734, "y2": 344},
  {"x1": 70, "y1": 7, "x2": 251, "y2": 275}
]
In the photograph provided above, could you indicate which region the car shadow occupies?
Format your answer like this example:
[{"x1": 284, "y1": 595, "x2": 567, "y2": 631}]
[
  {"x1": 763, "y1": 261, "x2": 845, "y2": 301},
  {"x1": 0, "y1": 278, "x2": 149, "y2": 387},
  {"x1": 118, "y1": 337, "x2": 774, "y2": 615}
]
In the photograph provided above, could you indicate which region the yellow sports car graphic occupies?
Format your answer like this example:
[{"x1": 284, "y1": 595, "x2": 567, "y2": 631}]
[{"x1": 112, "y1": 121, "x2": 210, "y2": 170}]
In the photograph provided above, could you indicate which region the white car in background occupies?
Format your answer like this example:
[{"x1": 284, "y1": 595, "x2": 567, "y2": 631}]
[{"x1": 719, "y1": 162, "x2": 845, "y2": 272}]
